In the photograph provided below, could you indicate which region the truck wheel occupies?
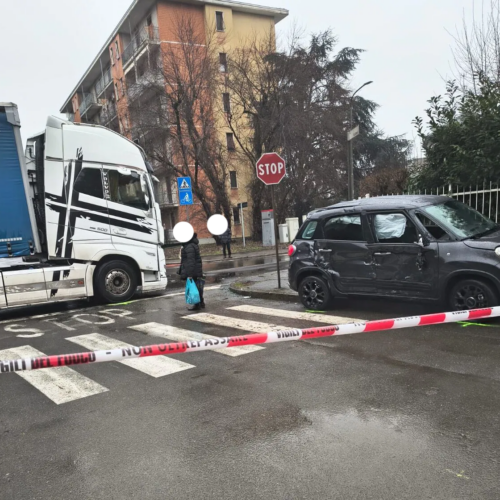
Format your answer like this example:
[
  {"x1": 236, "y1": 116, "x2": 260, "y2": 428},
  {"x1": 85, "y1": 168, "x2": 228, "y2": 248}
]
[
  {"x1": 298, "y1": 275, "x2": 332, "y2": 311},
  {"x1": 94, "y1": 260, "x2": 138, "y2": 303},
  {"x1": 449, "y1": 279, "x2": 498, "y2": 311}
]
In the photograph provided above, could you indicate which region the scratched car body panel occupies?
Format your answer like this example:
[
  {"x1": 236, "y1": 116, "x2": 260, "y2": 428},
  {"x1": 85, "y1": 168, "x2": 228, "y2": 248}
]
[{"x1": 289, "y1": 195, "x2": 500, "y2": 310}]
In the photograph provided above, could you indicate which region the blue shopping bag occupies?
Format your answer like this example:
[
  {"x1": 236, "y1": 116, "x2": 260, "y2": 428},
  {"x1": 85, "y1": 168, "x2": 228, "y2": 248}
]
[{"x1": 185, "y1": 278, "x2": 201, "y2": 305}]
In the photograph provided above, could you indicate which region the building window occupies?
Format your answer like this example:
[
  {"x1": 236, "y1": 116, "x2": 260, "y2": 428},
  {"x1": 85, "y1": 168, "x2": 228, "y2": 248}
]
[
  {"x1": 120, "y1": 78, "x2": 125, "y2": 96},
  {"x1": 230, "y1": 170, "x2": 238, "y2": 189},
  {"x1": 125, "y1": 115, "x2": 130, "y2": 131},
  {"x1": 216, "y1": 11, "x2": 224, "y2": 31},
  {"x1": 115, "y1": 83, "x2": 120, "y2": 101},
  {"x1": 115, "y1": 40, "x2": 120, "y2": 59},
  {"x1": 110, "y1": 47, "x2": 114, "y2": 65},
  {"x1": 226, "y1": 133, "x2": 235, "y2": 151},
  {"x1": 222, "y1": 93, "x2": 230, "y2": 113},
  {"x1": 233, "y1": 207, "x2": 241, "y2": 225},
  {"x1": 147, "y1": 15, "x2": 152, "y2": 26},
  {"x1": 219, "y1": 53, "x2": 228, "y2": 72}
]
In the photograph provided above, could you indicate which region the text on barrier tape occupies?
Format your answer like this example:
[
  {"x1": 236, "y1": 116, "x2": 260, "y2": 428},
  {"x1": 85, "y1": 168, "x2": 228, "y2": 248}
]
[{"x1": 0, "y1": 307, "x2": 497, "y2": 374}]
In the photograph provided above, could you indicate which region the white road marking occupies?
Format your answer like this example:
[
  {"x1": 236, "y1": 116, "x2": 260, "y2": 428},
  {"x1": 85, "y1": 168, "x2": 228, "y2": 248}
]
[
  {"x1": 66, "y1": 333, "x2": 194, "y2": 377},
  {"x1": 0, "y1": 345, "x2": 108, "y2": 405},
  {"x1": 227, "y1": 305, "x2": 363, "y2": 325},
  {"x1": 183, "y1": 313, "x2": 291, "y2": 333},
  {"x1": 130, "y1": 322, "x2": 264, "y2": 357}
]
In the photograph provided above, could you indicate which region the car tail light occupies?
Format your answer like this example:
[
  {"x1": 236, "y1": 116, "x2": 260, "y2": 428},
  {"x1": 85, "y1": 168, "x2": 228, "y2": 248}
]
[{"x1": 288, "y1": 244, "x2": 297, "y2": 257}]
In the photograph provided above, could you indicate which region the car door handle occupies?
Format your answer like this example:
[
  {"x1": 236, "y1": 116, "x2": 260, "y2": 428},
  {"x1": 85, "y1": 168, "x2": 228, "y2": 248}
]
[
  {"x1": 113, "y1": 228, "x2": 127, "y2": 236},
  {"x1": 373, "y1": 252, "x2": 391, "y2": 256},
  {"x1": 319, "y1": 249, "x2": 332, "y2": 253}
]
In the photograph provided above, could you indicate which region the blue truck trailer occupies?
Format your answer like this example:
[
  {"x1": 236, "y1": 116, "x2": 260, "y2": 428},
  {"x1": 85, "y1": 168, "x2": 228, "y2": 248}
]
[{"x1": 0, "y1": 103, "x2": 40, "y2": 258}]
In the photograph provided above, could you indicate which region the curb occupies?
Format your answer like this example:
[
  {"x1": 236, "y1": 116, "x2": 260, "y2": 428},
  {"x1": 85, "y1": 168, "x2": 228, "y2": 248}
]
[{"x1": 229, "y1": 282, "x2": 299, "y2": 303}]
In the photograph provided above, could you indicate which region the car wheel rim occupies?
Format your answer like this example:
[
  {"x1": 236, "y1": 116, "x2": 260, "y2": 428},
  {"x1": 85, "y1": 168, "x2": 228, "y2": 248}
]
[
  {"x1": 302, "y1": 279, "x2": 326, "y2": 308},
  {"x1": 453, "y1": 284, "x2": 488, "y2": 310},
  {"x1": 105, "y1": 269, "x2": 131, "y2": 297}
]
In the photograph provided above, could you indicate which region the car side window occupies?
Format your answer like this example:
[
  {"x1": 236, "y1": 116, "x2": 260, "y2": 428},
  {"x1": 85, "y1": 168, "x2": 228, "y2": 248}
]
[
  {"x1": 323, "y1": 215, "x2": 364, "y2": 241},
  {"x1": 301, "y1": 221, "x2": 318, "y2": 240},
  {"x1": 415, "y1": 212, "x2": 450, "y2": 241},
  {"x1": 372, "y1": 213, "x2": 418, "y2": 244}
]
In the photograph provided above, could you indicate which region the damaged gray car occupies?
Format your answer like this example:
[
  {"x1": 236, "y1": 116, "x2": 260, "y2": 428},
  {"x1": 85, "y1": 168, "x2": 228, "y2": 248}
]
[{"x1": 288, "y1": 195, "x2": 500, "y2": 311}]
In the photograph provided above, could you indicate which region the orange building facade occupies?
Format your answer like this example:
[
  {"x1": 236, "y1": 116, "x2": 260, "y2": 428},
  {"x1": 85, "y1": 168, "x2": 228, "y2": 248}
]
[{"x1": 60, "y1": 0, "x2": 288, "y2": 242}]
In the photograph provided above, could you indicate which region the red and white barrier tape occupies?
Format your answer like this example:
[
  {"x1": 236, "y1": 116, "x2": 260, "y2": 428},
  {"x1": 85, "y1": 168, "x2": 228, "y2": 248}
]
[{"x1": 1, "y1": 307, "x2": 498, "y2": 374}]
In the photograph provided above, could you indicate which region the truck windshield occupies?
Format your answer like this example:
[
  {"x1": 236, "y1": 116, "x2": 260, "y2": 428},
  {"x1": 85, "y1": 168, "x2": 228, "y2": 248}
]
[{"x1": 422, "y1": 200, "x2": 498, "y2": 240}]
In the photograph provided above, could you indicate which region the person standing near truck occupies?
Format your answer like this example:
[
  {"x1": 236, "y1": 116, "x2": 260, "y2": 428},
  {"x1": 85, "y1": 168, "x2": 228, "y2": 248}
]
[
  {"x1": 180, "y1": 233, "x2": 205, "y2": 309},
  {"x1": 220, "y1": 228, "x2": 232, "y2": 259}
]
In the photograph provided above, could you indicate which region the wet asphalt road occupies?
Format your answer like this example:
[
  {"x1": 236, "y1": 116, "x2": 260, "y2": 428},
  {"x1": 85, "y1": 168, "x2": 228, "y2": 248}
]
[{"x1": 1, "y1": 284, "x2": 500, "y2": 499}]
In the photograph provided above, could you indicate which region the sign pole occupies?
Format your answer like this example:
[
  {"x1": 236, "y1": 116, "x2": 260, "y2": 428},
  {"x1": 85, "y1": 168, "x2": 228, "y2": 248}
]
[
  {"x1": 240, "y1": 204, "x2": 246, "y2": 248},
  {"x1": 271, "y1": 185, "x2": 281, "y2": 289}
]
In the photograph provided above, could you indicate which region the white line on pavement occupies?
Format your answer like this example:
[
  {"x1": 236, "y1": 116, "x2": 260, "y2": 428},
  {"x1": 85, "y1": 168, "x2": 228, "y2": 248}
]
[
  {"x1": 227, "y1": 305, "x2": 363, "y2": 324},
  {"x1": 183, "y1": 313, "x2": 291, "y2": 333},
  {"x1": 66, "y1": 333, "x2": 194, "y2": 377},
  {"x1": 130, "y1": 322, "x2": 264, "y2": 357},
  {"x1": 0, "y1": 345, "x2": 108, "y2": 404}
]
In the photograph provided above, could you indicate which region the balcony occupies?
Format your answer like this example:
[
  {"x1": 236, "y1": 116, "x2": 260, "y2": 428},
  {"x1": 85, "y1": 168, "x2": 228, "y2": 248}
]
[
  {"x1": 155, "y1": 189, "x2": 178, "y2": 208},
  {"x1": 79, "y1": 93, "x2": 102, "y2": 119},
  {"x1": 99, "y1": 102, "x2": 117, "y2": 126},
  {"x1": 95, "y1": 67, "x2": 112, "y2": 96},
  {"x1": 122, "y1": 26, "x2": 160, "y2": 67}
]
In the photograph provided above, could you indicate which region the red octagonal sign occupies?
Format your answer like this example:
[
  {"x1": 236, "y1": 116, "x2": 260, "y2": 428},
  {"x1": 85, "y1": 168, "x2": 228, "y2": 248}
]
[{"x1": 256, "y1": 153, "x2": 286, "y2": 185}]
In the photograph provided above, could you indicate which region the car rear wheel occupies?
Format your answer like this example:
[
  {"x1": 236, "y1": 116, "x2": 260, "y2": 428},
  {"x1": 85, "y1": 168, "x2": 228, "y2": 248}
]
[
  {"x1": 298, "y1": 275, "x2": 332, "y2": 311},
  {"x1": 449, "y1": 279, "x2": 498, "y2": 311}
]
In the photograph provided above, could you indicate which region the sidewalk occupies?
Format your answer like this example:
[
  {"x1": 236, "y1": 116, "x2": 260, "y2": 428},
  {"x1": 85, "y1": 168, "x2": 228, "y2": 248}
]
[
  {"x1": 165, "y1": 246, "x2": 288, "y2": 264},
  {"x1": 229, "y1": 269, "x2": 298, "y2": 302}
]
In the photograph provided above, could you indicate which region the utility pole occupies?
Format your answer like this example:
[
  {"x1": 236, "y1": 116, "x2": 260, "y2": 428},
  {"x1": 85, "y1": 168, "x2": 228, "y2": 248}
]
[{"x1": 347, "y1": 81, "x2": 373, "y2": 200}]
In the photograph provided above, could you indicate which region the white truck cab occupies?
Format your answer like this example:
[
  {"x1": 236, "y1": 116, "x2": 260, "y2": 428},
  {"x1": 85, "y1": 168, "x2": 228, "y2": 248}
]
[{"x1": 0, "y1": 103, "x2": 167, "y2": 308}]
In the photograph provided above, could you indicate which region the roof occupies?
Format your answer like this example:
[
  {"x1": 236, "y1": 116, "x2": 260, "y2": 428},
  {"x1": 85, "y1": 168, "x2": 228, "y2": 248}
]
[
  {"x1": 309, "y1": 195, "x2": 450, "y2": 219},
  {"x1": 60, "y1": 0, "x2": 289, "y2": 113}
]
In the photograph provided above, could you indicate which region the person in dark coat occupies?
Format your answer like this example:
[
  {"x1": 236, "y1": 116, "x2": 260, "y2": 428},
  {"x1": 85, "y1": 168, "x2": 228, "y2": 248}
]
[
  {"x1": 180, "y1": 233, "x2": 205, "y2": 308},
  {"x1": 220, "y1": 228, "x2": 232, "y2": 259}
]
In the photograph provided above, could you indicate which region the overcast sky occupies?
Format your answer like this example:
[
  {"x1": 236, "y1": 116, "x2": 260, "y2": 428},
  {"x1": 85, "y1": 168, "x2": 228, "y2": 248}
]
[{"x1": 0, "y1": 0, "x2": 482, "y2": 154}]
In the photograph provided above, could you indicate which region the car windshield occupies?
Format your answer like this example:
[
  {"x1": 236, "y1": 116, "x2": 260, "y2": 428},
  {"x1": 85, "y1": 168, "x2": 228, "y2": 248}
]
[{"x1": 422, "y1": 200, "x2": 498, "y2": 239}]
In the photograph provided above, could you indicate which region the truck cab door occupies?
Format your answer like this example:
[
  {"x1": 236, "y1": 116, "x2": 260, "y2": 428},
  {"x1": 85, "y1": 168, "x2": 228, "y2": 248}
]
[{"x1": 103, "y1": 167, "x2": 159, "y2": 271}]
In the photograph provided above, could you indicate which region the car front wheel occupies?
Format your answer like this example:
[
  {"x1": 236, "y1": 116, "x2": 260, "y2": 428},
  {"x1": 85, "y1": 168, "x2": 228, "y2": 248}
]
[
  {"x1": 298, "y1": 275, "x2": 332, "y2": 311},
  {"x1": 449, "y1": 278, "x2": 498, "y2": 311}
]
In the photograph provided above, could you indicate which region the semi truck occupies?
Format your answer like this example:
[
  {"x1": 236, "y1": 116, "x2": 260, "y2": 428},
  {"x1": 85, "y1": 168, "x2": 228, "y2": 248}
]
[{"x1": 0, "y1": 102, "x2": 167, "y2": 309}]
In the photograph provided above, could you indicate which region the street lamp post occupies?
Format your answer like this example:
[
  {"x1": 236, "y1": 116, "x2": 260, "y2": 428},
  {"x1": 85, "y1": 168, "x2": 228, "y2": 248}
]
[{"x1": 347, "y1": 81, "x2": 373, "y2": 200}]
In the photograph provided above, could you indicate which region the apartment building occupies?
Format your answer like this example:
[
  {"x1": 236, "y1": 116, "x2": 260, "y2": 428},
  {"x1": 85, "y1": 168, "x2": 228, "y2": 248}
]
[{"x1": 60, "y1": 0, "x2": 288, "y2": 241}]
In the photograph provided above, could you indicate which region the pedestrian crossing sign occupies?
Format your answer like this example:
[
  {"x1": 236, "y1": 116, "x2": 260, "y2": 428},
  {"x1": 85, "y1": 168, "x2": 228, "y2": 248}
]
[{"x1": 177, "y1": 177, "x2": 193, "y2": 206}]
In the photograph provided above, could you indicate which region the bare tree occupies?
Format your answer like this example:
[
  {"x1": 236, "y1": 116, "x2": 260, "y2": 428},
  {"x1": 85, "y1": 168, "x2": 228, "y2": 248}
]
[
  {"x1": 128, "y1": 15, "x2": 233, "y2": 227},
  {"x1": 451, "y1": 0, "x2": 500, "y2": 91}
]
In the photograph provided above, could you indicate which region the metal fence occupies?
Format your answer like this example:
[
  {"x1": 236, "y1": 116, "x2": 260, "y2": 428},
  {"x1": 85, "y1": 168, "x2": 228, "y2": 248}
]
[{"x1": 404, "y1": 182, "x2": 500, "y2": 222}]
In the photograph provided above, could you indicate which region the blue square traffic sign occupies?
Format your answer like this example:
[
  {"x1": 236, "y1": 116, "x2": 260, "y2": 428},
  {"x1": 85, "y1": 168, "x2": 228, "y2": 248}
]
[{"x1": 177, "y1": 177, "x2": 193, "y2": 206}]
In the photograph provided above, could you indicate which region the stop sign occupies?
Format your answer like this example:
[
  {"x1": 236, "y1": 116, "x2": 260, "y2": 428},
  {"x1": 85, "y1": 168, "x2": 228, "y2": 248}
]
[{"x1": 256, "y1": 153, "x2": 286, "y2": 185}]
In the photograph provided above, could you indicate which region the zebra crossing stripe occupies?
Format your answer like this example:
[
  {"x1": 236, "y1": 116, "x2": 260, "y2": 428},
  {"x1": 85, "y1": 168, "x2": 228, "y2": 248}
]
[
  {"x1": 0, "y1": 345, "x2": 108, "y2": 404},
  {"x1": 183, "y1": 313, "x2": 290, "y2": 333},
  {"x1": 66, "y1": 333, "x2": 194, "y2": 377},
  {"x1": 129, "y1": 322, "x2": 264, "y2": 357},
  {"x1": 227, "y1": 305, "x2": 363, "y2": 324}
]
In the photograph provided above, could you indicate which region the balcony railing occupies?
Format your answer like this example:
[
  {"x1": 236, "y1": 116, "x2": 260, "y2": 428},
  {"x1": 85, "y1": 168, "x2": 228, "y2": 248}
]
[
  {"x1": 155, "y1": 189, "x2": 178, "y2": 207},
  {"x1": 99, "y1": 102, "x2": 117, "y2": 126},
  {"x1": 122, "y1": 26, "x2": 160, "y2": 67},
  {"x1": 79, "y1": 93, "x2": 102, "y2": 118},
  {"x1": 95, "y1": 67, "x2": 112, "y2": 96}
]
